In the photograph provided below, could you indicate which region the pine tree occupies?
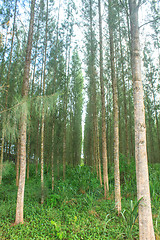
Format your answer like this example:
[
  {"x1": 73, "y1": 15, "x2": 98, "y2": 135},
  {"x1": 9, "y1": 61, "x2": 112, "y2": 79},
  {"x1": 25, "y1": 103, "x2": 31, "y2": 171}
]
[
  {"x1": 108, "y1": 0, "x2": 121, "y2": 214},
  {"x1": 129, "y1": 0, "x2": 155, "y2": 238},
  {"x1": 15, "y1": 0, "x2": 36, "y2": 225},
  {"x1": 98, "y1": 0, "x2": 108, "y2": 197}
]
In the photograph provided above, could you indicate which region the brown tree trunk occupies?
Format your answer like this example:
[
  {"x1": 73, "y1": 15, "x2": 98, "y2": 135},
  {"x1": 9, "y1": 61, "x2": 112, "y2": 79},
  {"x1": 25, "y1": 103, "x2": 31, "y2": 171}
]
[
  {"x1": 35, "y1": 120, "x2": 39, "y2": 176},
  {"x1": 51, "y1": 121, "x2": 55, "y2": 191},
  {"x1": 41, "y1": 0, "x2": 48, "y2": 204},
  {"x1": 27, "y1": 132, "x2": 30, "y2": 180},
  {"x1": 118, "y1": 11, "x2": 129, "y2": 159},
  {"x1": 126, "y1": 11, "x2": 134, "y2": 158},
  {"x1": 129, "y1": 0, "x2": 155, "y2": 238},
  {"x1": 16, "y1": 125, "x2": 21, "y2": 186},
  {"x1": 15, "y1": 0, "x2": 36, "y2": 225},
  {"x1": 0, "y1": 132, "x2": 4, "y2": 184},
  {"x1": 108, "y1": 0, "x2": 121, "y2": 214},
  {"x1": 96, "y1": 121, "x2": 102, "y2": 186},
  {"x1": 98, "y1": 0, "x2": 109, "y2": 198},
  {"x1": 41, "y1": 110, "x2": 44, "y2": 204},
  {"x1": 63, "y1": 26, "x2": 72, "y2": 180},
  {"x1": 63, "y1": 99, "x2": 67, "y2": 180},
  {"x1": 27, "y1": 27, "x2": 37, "y2": 180}
]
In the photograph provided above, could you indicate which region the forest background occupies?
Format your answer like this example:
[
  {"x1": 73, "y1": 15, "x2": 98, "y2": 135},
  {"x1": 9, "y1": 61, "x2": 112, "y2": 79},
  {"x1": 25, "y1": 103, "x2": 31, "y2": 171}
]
[{"x1": 0, "y1": 0, "x2": 160, "y2": 239}]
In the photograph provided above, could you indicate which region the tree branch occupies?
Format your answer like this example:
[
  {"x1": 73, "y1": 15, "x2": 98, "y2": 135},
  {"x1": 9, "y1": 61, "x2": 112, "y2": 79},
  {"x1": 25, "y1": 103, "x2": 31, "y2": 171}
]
[
  {"x1": 0, "y1": 93, "x2": 57, "y2": 115},
  {"x1": 139, "y1": 17, "x2": 160, "y2": 29},
  {"x1": 119, "y1": 0, "x2": 129, "y2": 17}
]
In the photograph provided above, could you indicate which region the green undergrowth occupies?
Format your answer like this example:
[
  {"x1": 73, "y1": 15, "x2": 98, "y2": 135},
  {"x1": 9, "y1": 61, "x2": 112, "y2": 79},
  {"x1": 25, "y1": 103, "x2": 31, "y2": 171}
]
[{"x1": 0, "y1": 159, "x2": 159, "y2": 239}]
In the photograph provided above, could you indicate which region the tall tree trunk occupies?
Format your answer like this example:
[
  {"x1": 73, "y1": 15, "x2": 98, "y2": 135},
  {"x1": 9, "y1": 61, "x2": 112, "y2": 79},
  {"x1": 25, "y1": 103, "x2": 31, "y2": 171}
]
[
  {"x1": 41, "y1": 0, "x2": 48, "y2": 204},
  {"x1": 51, "y1": 0, "x2": 60, "y2": 185},
  {"x1": 63, "y1": 96, "x2": 67, "y2": 180},
  {"x1": 27, "y1": 14, "x2": 39, "y2": 179},
  {"x1": 126, "y1": 11, "x2": 134, "y2": 158},
  {"x1": 41, "y1": 109, "x2": 44, "y2": 204},
  {"x1": 108, "y1": 0, "x2": 121, "y2": 214},
  {"x1": 118, "y1": 11, "x2": 129, "y2": 159},
  {"x1": 96, "y1": 120, "x2": 102, "y2": 186},
  {"x1": 98, "y1": 0, "x2": 109, "y2": 198},
  {"x1": 16, "y1": 124, "x2": 21, "y2": 186},
  {"x1": 15, "y1": 0, "x2": 36, "y2": 224},
  {"x1": 35, "y1": 120, "x2": 39, "y2": 176},
  {"x1": 63, "y1": 25, "x2": 72, "y2": 180},
  {"x1": 27, "y1": 131, "x2": 30, "y2": 180},
  {"x1": 0, "y1": 132, "x2": 4, "y2": 184},
  {"x1": 51, "y1": 121, "x2": 55, "y2": 191},
  {"x1": 129, "y1": 0, "x2": 155, "y2": 238}
]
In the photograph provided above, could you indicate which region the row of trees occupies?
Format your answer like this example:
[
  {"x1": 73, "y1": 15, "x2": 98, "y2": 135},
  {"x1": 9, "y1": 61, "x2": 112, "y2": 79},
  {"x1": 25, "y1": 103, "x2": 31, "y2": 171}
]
[{"x1": 0, "y1": 0, "x2": 159, "y2": 239}]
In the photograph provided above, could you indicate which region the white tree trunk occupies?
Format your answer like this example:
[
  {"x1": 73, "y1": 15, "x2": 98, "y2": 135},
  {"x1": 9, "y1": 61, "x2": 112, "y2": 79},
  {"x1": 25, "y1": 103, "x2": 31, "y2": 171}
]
[{"x1": 129, "y1": 0, "x2": 155, "y2": 239}]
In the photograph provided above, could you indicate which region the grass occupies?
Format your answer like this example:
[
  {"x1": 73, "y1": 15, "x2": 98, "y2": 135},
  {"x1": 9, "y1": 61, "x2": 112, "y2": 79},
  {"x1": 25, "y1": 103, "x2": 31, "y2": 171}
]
[{"x1": 0, "y1": 158, "x2": 159, "y2": 239}]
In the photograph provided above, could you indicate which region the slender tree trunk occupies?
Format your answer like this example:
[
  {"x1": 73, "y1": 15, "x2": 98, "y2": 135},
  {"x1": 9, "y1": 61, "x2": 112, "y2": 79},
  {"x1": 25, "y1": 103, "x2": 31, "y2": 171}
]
[
  {"x1": 108, "y1": 0, "x2": 121, "y2": 214},
  {"x1": 118, "y1": 12, "x2": 129, "y2": 159},
  {"x1": 96, "y1": 120, "x2": 102, "y2": 186},
  {"x1": 35, "y1": 120, "x2": 39, "y2": 176},
  {"x1": 16, "y1": 124, "x2": 21, "y2": 186},
  {"x1": 63, "y1": 102, "x2": 67, "y2": 180},
  {"x1": 126, "y1": 11, "x2": 134, "y2": 158},
  {"x1": 63, "y1": 27, "x2": 71, "y2": 180},
  {"x1": 41, "y1": 0, "x2": 48, "y2": 204},
  {"x1": 27, "y1": 19, "x2": 39, "y2": 179},
  {"x1": 0, "y1": 132, "x2": 4, "y2": 184},
  {"x1": 129, "y1": 1, "x2": 155, "y2": 238},
  {"x1": 98, "y1": 0, "x2": 109, "y2": 198},
  {"x1": 51, "y1": 121, "x2": 55, "y2": 191},
  {"x1": 57, "y1": 149, "x2": 60, "y2": 179},
  {"x1": 15, "y1": 0, "x2": 36, "y2": 225},
  {"x1": 27, "y1": 132, "x2": 30, "y2": 180},
  {"x1": 41, "y1": 110, "x2": 44, "y2": 204},
  {"x1": 16, "y1": 141, "x2": 20, "y2": 187}
]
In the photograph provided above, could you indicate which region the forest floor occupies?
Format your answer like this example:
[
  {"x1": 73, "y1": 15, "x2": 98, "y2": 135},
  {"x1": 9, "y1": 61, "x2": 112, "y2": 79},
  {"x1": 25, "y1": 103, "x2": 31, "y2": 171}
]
[{"x1": 0, "y1": 157, "x2": 160, "y2": 239}]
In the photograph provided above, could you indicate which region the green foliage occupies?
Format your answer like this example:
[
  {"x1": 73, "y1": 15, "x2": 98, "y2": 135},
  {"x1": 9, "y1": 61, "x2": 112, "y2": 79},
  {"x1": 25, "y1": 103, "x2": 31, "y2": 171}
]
[
  {"x1": 47, "y1": 193, "x2": 61, "y2": 207},
  {"x1": 0, "y1": 161, "x2": 160, "y2": 239},
  {"x1": 1, "y1": 161, "x2": 15, "y2": 184},
  {"x1": 119, "y1": 154, "x2": 137, "y2": 197},
  {"x1": 120, "y1": 198, "x2": 142, "y2": 239},
  {"x1": 51, "y1": 220, "x2": 66, "y2": 240}
]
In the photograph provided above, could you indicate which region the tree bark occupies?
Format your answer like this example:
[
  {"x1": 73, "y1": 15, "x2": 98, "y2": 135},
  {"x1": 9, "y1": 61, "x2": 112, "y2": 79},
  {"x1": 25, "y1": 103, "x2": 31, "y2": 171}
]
[
  {"x1": 98, "y1": 0, "x2": 109, "y2": 198},
  {"x1": 129, "y1": 0, "x2": 155, "y2": 238},
  {"x1": 63, "y1": 20, "x2": 72, "y2": 180},
  {"x1": 15, "y1": 0, "x2": 36, "y2": 225},
  {"x1": 51, "y1": 121, "x2": 55, "y2": 191},
  {"x1": 118, "y1": 11, "x2": 129, "y2": 159},
  {"x1": 41, "y1": 0, "x2": 48, "y2": 204},
  {"x1": 108, "y1": 0, "x2": 121, "y2": 214},
  {"x1": 16, "y1": 124, "x2": 21, "y2": 186},
  {"x1": 35, "y1": 120, "x2": 39, "y2": 176}
]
